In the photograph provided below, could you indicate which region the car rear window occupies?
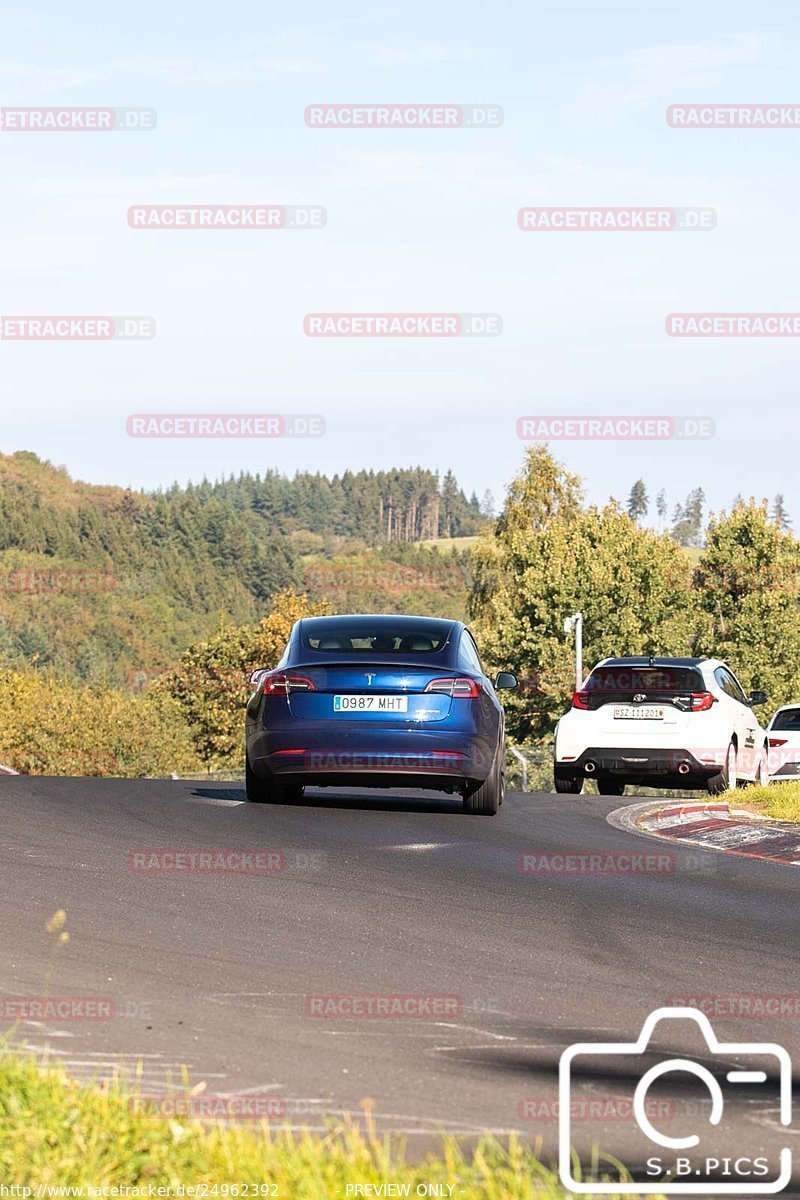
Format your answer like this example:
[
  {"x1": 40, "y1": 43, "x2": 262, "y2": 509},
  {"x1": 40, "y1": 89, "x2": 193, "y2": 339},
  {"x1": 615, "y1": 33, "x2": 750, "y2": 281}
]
[
  {"x1": 771, "y1": 708, "x2": 800, "y2": 731},
  {"x1": 301, "y1": 617, "x2": 450, "y2": 654},
  {"x1": 584, "y1": 666, "x2": 705, "y2": 694}
]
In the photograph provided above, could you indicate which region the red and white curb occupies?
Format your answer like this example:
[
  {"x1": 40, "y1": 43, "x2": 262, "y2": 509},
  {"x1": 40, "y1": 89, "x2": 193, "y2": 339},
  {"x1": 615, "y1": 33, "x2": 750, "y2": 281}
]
[{"x1": 608, "y1": 800, "x2": 800, "y2": 868}]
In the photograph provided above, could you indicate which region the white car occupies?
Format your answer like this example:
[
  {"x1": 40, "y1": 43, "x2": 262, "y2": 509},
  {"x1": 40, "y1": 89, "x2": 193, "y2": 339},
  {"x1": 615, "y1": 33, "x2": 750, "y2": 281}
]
[
  {"x1": 765, "y1": 704, "x2": 800, "y2": 781},
  {"x1": 553, "y1": 656, "x2": 769, "y2": 796}
]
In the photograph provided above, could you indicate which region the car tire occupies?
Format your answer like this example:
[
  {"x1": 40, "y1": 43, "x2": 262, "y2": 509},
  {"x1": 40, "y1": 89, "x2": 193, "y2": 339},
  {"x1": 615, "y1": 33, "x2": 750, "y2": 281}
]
[
  {"x1": 708, "y1": 741, "x2": 737, "y2": 795},
  {"x1": 754, "y1": 744, "x2": 770, "y2": 788},
  {"x1": 554, "y1": 773, "x2": 582, "y2": 794},
  {"x1": 597, "y1": 777, "x2": 625, "y2": 796},
  {"x1": 246, "y1": 757, "x2": 305, "y2": 804},
  {"x1": 464, "y1": 747, "x2": 501, "y2": 816}
]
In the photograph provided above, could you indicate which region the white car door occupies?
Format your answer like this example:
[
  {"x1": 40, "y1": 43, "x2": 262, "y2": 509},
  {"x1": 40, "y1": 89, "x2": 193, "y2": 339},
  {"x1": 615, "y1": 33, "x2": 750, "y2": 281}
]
[{"x1": 721, "y1": 666, "x2": 760, "y2": 778}]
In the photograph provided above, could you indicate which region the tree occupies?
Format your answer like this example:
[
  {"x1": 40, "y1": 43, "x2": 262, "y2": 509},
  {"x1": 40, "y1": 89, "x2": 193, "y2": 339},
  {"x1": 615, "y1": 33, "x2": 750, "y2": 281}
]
[
  {"x1": 693, "y1": 503, "x2": 800, "y2": 714},
  {"x1": 671, "y1": 488, "x2": 705, "y2": 547},
  {"x1": 772, "y1": 494, "x2": 792, "y2": 532},
  {"x1": 627, "y1": 480, "x2": 649, "y2": 523},
  {"x1": 469, "y1": 449, "x2": 694, "y2": 741},
  {"x1": 158, "y1": 589, "x2": 330, "y2": 768},
  {"x1": 656, "y1": 489, "x2": 667, "y2": 528},
  {"x1": 480, "y1": 489, "x2": 497, "y2": 519}
]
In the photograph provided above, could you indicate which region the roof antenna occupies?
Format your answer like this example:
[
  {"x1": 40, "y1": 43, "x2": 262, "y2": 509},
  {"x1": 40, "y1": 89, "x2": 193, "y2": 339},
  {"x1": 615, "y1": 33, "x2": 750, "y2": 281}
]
[{"x1": 648, "y1": 655, "x2": 655, "y2": 667}]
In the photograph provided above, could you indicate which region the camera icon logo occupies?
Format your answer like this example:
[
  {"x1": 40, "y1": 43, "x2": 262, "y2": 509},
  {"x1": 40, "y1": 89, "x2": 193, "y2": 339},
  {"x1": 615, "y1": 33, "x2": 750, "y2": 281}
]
[{"x1": 558, "y1": 1007, "x2": 792, "y2": 1194}]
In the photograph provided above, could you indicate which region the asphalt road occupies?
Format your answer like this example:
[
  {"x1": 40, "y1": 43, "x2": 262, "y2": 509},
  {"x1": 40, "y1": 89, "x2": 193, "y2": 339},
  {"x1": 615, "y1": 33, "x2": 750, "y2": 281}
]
[{"x1": 2, "y1": 777, "x2": 799, "y2": 1186}]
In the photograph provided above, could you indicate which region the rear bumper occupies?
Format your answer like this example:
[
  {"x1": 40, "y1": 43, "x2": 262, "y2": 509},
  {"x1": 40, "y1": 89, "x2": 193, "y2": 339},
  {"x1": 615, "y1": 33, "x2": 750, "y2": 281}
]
[
  {"x1": 555, "y1": 746, "x2": 723, "y2": 786},
  {"x1": 770, "y1": 759, "x2": 800, "y2": 779},
  {"x1": 247, "y1": 724, "x2": 495, "y2": 789}
]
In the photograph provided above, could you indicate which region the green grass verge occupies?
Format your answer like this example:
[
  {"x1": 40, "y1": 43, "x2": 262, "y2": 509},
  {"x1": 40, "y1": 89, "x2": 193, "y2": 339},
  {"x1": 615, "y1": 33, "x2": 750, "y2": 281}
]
[
  {"x1": 741, "y1": 780, "x2": 800, "y2": 822},
  {"x1": 0, "y1": 1050, "x2": 654, "y2": 1198}
]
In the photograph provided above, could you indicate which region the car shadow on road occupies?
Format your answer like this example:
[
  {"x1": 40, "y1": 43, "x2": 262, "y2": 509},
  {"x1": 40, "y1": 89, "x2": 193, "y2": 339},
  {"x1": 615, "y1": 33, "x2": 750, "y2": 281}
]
[{"x1": 191, "y1": 785, "x2": 465, "y2": 815}]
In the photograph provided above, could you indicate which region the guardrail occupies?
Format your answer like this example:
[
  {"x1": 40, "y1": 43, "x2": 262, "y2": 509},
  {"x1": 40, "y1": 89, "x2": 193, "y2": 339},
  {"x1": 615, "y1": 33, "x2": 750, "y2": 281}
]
[{"x1": 506, "y1": 746, "x2": 552, "y2": 793}]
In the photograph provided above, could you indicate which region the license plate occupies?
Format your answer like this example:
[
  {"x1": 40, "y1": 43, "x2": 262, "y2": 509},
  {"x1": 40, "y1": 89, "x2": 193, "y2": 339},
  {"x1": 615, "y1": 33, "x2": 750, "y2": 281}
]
[
  {"x1": 613, "y1": 706, "x2": 665, "y2": 720},
  {"x1": 333, "y1": 695, "x2": 408, "y2": 713}
]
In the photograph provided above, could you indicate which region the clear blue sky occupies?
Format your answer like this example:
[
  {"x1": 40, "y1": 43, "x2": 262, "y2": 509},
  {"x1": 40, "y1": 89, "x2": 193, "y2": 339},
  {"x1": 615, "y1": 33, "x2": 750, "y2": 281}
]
[{"x1": 2, "y1": 0, "x2": 799, "y2": 523}]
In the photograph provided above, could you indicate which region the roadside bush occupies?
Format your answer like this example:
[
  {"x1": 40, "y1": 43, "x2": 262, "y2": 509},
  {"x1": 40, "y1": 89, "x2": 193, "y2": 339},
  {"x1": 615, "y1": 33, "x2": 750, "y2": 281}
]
[
  {"x1": 0, "y1": 668, "x2": 198, "y2": 776},
  {"x1": 158, "y1": 589, "x2": 329, "y2": 769}
]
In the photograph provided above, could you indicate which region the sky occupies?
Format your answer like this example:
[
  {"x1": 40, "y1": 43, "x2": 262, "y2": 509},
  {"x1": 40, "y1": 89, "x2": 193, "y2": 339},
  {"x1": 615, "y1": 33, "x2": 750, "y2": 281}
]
[{"x1": 1, "y1": 0, "x2": 799, "y2": 525}]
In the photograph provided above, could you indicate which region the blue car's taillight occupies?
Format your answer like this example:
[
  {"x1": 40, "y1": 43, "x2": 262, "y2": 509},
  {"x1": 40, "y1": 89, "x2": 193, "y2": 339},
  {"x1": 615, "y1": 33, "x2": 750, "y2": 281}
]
[
  {"x1": 424, "y1": 677, "x2": 481, "y2": 698},
  {"x1": 262, "y1": 673, "x2": 316, "y2": 695}
]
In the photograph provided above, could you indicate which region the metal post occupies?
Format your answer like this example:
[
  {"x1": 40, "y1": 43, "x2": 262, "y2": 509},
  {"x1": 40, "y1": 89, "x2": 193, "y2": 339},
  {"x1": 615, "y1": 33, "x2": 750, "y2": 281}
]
[
  {"x1": 574, "y1": 612, "x2": 583, "y2": 690},
  {"x1": 508, "y1": 746, "x2": 528, "y2": 792},
  {"x1": 563, "y1": 612, "x2": 584, "y2": 690}
]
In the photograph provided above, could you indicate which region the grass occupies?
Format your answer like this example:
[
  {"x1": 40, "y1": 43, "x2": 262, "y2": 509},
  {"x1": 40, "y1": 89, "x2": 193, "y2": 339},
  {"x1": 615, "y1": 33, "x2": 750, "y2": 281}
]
[
  {"x1": 418, "y1": 535, "x2": 481, "y2": 552},
  {"x1": 0, "y1": 1048, "x2": 656, "y2": 1199},
  {"x1": 740, "y1": 780, "x2": 800, "y2": 822}
]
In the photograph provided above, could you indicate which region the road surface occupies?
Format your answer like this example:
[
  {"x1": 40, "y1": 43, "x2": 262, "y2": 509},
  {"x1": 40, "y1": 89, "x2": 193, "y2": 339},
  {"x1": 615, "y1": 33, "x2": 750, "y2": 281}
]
[{"x1": 1, "y1": 777, "x2": 798, "y2": 1186}]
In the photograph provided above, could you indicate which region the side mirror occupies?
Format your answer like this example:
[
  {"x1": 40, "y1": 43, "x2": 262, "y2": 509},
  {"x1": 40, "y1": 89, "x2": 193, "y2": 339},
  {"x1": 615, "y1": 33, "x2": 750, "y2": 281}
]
[
  {"x1": 250, "y1": 668, "x2": 270, "y2": 687},
  {"x1": 749, "y1": 690, "x2": 767, "y2": 706},
  {"x1": 494, "y1": 671, "x2": 518, "y2": 690}
]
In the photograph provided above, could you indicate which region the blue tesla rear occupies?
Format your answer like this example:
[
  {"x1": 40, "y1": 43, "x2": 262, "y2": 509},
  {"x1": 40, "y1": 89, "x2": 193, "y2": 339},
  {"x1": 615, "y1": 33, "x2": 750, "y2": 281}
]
[{"x1": 245, "y1": 614, "x2": 517, "y2": 814}]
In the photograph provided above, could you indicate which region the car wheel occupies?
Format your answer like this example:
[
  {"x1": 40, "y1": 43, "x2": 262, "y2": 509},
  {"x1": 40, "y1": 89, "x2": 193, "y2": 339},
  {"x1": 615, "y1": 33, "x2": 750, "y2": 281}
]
[
  {"x1": 708, "y1": 741, "x2": 737, "y2": 795},
  {"x1": 597, "y1": 777, "x2": 625, "y2": 796},
  {"x1": 464, "y1": 747, "x2": 501, "y2": 815},
  {"x1": 554, "y1": 773, "x2": 582, "y2": 794},
  {"x1": 246, "y1": 757, "x2": 304, "y2": 804},
  {"x1": 754, "y1": 744, "x2": 770, "y2": 788}
]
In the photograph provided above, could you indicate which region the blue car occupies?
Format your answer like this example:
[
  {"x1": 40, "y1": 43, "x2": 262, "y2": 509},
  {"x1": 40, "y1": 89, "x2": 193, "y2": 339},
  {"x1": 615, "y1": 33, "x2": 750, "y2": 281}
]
[{"x1": 245, "y1": 614, "x2": 517, "y2": 814}]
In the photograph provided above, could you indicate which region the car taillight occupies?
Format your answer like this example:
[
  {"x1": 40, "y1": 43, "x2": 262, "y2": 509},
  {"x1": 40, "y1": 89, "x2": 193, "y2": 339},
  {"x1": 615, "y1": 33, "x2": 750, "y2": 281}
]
[
  {"x1": 424, "y1": 677, "x2": 481, "y2": 698},
  {"x1": 768, "y1": 737, "x2": 788, "y2": 748},
  {"x1": 572, "y1": 691, "x2": 590, "y2": 710},
  {"x1": 262, "y1": 673, "x2": 316, "y2": 695},
  {"x1": 689, "y1": 692, "x2": 715, "y2": 711}
]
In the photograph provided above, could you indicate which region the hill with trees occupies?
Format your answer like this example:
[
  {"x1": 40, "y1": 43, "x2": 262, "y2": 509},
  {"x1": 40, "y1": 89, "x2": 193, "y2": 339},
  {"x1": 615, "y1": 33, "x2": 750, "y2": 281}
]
[{"x1": 0, "y1": 453, "x2": 484, "y2": 688}]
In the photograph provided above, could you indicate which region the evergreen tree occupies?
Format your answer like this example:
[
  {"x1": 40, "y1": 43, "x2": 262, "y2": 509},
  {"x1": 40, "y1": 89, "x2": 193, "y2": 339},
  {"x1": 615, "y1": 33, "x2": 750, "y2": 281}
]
[
  {"x1": 656, "y1": 489, "x2": 667, "y2": 527},
  {"x1": 671, "y1": 488, "x2": 705, "y2": 547},
  {"x1": 627, "y1": 479, "x2": 649, "y2": 522},
  {"x1": 772, "y1": 494, "x2": 792, "y2": 532}
]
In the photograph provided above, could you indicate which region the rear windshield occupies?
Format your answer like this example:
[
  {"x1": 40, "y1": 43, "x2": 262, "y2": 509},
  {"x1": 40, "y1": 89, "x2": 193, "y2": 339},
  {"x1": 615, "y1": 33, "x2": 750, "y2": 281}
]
[
  {"x1": 772, "y1": 709, "x2": 800, "y2": 731},
  {"x1": 301, "y1": 617, "x2": 451, "y2": 654},
  {"x1": 584, "y1": 666, "x2": 704, "y2": 694}
]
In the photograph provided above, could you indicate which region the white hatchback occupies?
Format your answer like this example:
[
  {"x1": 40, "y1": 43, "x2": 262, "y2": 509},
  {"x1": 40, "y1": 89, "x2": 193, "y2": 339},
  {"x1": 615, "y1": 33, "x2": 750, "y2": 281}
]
[
  {"x1": 765, "y1": 705, "x2": 800, "y2": 781},
  {"x1": 553, "y1": 656, "x2": 769, "y2": 796}
]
